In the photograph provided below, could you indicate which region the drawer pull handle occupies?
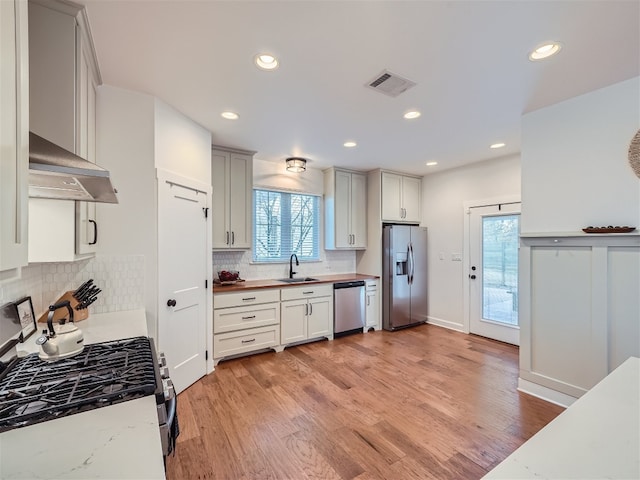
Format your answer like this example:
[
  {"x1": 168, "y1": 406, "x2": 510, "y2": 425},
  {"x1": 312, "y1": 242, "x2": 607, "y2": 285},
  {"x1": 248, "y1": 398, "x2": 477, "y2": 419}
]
[
  {"x1": 242, "y1": 297, "x2": 256, "y2": 301},
  {"x1": 242, "y1": 315, "x2": 256, "y2": 320},
  {"x1": 303, "y1": 291, "x2": 314, "y2": 295},
  {"x1": 241, "y1": 338, "x2": 256, "y2": 344}
]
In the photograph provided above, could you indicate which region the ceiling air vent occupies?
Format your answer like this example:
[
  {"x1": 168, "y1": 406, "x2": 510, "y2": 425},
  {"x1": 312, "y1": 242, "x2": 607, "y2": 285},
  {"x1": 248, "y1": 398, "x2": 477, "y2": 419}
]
[{"x1": 365, "y1": 69, "x2": 416, "y2": 97}]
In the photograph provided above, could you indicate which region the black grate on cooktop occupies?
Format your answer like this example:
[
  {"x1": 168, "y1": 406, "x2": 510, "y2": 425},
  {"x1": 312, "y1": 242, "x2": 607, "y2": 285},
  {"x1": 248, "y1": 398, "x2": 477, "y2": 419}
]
[{"x1": 0, "y1": 336, "x2": 159, "y2": 433}]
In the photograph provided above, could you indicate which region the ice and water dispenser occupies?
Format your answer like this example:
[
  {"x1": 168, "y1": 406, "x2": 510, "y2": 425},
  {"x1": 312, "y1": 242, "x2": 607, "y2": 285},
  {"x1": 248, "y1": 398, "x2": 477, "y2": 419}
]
[{"x1": 395, "y1": 252, "x2": 408, "y2": 276}]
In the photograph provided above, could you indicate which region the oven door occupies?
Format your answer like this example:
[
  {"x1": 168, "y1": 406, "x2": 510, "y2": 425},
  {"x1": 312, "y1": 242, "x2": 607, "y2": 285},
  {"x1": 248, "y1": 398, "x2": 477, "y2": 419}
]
[
  {"x1": 157, "y1": 350, "x2": 179, "y2": 464},
  {"x1": 159, "y1": 383, "x2": 178, "y2": 453}
]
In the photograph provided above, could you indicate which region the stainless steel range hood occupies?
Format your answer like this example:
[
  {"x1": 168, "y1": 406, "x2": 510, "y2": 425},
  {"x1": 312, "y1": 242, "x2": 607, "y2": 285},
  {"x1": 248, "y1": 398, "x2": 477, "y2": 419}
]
[{"x1": 29, "y1": 132, "x2": 118, "y2": 203}]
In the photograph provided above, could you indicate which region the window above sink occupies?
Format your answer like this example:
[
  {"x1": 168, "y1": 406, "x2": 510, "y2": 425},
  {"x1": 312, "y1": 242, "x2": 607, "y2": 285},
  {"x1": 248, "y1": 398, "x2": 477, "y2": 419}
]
[{"x1": 253, "y1": 189, "x2": 320, "y2": 263}]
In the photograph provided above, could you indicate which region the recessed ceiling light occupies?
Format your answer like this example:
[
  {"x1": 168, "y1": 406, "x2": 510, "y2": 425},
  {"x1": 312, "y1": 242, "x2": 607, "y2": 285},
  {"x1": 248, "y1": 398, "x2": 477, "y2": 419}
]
[
  {"x1": 529, "y1": 42, "x2": 562, "y2": 61},
  {"x1": 490, "y1": 142, "x2": 506, "y2": 149},
  {"x1": 255, "y1": 53, "x2": 279, "y2": 70},
  {"x1": 221, "y1": 111, "x2": 239, "y2": 120},
  {"x1": 426, "y1": 161, "x2": 438, "y2": 166},
  {"x1": 403, "y1": 110, "x2": 421, "y2": 120},
  {"x1": 344, "y1": 141, "x2": 357, "y2": 148}
]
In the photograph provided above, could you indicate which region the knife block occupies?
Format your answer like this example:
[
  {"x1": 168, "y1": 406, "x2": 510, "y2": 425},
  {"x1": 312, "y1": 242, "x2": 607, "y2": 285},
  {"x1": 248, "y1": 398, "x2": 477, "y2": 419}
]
[{"x1": 37, "y1": 291, "x2": 89, "y2": 324}]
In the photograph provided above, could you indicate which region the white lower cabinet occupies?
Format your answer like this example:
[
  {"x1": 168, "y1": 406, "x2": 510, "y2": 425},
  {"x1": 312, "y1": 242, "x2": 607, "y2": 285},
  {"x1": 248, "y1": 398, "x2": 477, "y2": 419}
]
[
  {"x1": 365, "y1": 279, "x2": 379, "y2": 331},
  {"x1": 214, "y1": 280, "x2": 378, "y2": 362},
  {"x1": 215, "y1": 303, "x2": 280, "y2": 333},
  {"x1": 281, "y1": 284, "x2": 333, "y2": 345},
  {"x1": 281, "y1": 299, "x2": 307, "y2": 344},
  {"x1": 213, "y1": 289, "x2": 281, "y2": 365},
  {"x1": 213, "y1": 325, "x2": 280, "y2": 360}
]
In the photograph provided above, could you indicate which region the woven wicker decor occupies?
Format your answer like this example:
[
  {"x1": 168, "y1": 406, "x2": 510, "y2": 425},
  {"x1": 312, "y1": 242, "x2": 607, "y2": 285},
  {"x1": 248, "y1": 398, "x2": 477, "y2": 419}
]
[{"x1": 630, "y1": 129, "x2": 640, "y2": 179}]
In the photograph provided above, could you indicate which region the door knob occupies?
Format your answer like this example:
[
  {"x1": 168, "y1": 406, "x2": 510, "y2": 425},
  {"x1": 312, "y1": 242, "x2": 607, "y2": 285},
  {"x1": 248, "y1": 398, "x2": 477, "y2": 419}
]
[
  {"x1": 167, "y1": 299, "x2": 177, "y2": 307},
  {"x1": 469, "y1": 274, "x2": 476, "y2": 280}
]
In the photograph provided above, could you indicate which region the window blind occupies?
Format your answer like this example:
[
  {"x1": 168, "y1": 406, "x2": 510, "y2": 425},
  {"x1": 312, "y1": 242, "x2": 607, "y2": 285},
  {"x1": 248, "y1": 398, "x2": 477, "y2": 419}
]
[{"x1": 253, "y1": 189, "x2": 319, "y2": 262}]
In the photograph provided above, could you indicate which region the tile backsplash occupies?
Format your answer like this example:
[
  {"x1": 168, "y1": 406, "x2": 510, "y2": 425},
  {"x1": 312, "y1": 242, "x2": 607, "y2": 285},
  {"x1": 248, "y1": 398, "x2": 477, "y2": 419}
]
[
  {"x1": 0, "y1": 255, "x2": 145, "y2": 319},
  {"x1": 2, "y1": 249, "x2": 353, "y2": 319},
  {"x1": 0, "y1": 264, "x2": 43, "y2": 313},
  {"x1": 213, "y1": 250, "x2": 356, "y2": 281}
]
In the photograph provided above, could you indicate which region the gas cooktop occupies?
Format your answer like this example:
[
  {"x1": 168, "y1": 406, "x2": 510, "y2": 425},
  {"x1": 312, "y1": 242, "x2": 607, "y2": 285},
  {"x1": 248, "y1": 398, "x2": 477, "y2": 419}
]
[{"x1": 0, "y1": 336, "x2": 160, "y2": 433}]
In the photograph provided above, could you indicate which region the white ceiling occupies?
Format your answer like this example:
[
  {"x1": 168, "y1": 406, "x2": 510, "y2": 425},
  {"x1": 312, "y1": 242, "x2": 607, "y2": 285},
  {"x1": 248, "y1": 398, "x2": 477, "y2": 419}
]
[{"x1": 79, "y1": 0, "x2": 639, "y2": 176}]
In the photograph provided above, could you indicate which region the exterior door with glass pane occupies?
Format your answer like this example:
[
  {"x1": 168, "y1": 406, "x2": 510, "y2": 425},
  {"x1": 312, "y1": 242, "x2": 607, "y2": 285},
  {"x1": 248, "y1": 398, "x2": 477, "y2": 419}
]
[{"x1": 469, "y1": 203, "x2": 521, "y2": 345}]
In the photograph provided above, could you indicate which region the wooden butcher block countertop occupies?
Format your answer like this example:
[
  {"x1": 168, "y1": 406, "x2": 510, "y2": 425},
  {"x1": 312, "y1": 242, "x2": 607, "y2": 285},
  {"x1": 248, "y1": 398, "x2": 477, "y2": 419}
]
[{"x1": 213, "y1": 273, "x2": 378, "y2": 293}]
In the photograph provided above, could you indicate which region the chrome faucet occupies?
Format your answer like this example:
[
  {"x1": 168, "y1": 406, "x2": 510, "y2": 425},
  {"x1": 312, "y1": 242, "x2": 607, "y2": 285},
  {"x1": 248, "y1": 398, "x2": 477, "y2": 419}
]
[{"x1": 289, "y1": 253, "x2": 299, "y2": 279}]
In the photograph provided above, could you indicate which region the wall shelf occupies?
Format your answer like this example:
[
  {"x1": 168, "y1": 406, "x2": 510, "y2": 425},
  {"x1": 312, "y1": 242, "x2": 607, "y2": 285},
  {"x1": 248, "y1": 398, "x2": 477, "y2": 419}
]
[{"x1": 521, "y1": 231, "x2": 639, "y2": 238}]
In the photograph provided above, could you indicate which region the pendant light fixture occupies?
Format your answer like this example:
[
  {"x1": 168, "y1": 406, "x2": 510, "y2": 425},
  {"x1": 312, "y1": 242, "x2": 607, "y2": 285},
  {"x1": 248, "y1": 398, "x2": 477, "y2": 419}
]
[{"x1": 285, "y1": 157, "x2": 306, "y2": 172}]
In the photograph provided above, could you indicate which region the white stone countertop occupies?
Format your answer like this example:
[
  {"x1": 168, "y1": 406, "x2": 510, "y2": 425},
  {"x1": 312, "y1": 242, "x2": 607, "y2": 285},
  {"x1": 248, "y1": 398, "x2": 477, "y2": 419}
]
[
  {"x1": 1, "y1": 309, "x2": 166, "y2": 480},
  {"x1": 484, "y1": 356, "x2": 640, "y2": 479}
]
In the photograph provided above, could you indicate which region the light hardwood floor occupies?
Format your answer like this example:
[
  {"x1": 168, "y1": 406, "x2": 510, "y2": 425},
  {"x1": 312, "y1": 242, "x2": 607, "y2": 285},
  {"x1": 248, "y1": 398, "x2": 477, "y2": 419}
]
[{"x1": 166, "y1": 324, "x2": 564, "y2": 479}]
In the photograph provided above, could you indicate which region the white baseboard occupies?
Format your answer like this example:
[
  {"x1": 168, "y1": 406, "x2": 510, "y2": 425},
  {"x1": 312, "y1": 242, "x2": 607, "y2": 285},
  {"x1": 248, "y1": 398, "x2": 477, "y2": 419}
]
[
  {"x1": 426, "y1": 316, "x2": 466, "y2": 333},
  {"x1": 518, "y1": 377, "x2": 578, "y2": 408}
]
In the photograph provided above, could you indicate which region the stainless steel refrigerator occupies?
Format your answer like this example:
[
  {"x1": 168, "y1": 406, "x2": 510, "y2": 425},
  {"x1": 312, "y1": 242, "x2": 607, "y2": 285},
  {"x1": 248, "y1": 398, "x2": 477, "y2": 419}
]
[{"x1": 382, "y1": 225, "x2": 428, "y2": 330}]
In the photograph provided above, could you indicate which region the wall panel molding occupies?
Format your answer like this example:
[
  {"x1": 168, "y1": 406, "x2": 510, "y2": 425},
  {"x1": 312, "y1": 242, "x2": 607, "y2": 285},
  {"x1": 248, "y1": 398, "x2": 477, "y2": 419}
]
[{"x1": 519, "y1": 233, "x2": 640, "y2": 400}]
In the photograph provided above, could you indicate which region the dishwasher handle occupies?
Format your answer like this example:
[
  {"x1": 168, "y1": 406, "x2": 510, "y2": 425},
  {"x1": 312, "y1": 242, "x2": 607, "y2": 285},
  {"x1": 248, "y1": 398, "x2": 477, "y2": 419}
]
[{"x1": 334, "y1": 280, "x2": 366, "y2": 289}]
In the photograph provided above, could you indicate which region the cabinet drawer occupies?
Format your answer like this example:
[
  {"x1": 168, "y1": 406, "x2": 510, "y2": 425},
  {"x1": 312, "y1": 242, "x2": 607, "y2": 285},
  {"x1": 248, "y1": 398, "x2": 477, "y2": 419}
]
[
  {"x1": 213, "y1": 325, "x2": 279, "y2": 359},
  {"x1": 214, "y1": 303, "x2": 280, "y2": 334},
  {"x1": 365, "y1": 280, "x2": 378, "y2": 291},
  {"x1": 280, "y1": 284, "x2": 333, "y2": 301},
  {"x1": 214, "y1": 288, "x2": 280, "y2": 309}
]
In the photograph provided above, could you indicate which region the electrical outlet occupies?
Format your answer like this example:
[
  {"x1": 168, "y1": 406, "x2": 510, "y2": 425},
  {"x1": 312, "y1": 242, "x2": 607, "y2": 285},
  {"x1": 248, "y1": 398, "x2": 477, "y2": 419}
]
[{"x1": 451, "y1": 253, "x2": 462, "y2": 262}]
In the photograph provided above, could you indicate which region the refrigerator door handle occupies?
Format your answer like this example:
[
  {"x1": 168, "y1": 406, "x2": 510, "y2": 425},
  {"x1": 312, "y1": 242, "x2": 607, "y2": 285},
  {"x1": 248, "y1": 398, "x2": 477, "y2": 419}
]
[
  {"x1": 409, "y1": 242, "x2": 415, "y2": 284},
  {"x1": 407, "y1": 243, "x2": 411, "y2": 285},
  {"x1": 407, "y1": 243, "x2": 413, "y2": 285}
]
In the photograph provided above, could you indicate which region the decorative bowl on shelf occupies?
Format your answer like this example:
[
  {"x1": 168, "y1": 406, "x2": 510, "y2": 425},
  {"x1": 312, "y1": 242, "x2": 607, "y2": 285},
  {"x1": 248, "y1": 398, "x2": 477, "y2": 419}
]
[{"x1": 582, "y1": 226, "x2": 636, "y2": 234}]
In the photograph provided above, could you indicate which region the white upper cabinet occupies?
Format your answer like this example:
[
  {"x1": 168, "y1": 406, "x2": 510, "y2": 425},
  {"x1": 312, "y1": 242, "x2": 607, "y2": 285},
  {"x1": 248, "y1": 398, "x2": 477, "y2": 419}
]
[
  {"x1": 381, "y1": 171, "x2": 422, "y2": 223},
  {"x1": 324, "y1": 168, "x2": 367, "y2": 249},
  {"x1": 75, "y1": 29, "x2": 99, "y2": 255},
  {"x1": 211, "y1": 147, "x2": 253, "y2": 250},
  {"x1": 28, "y1": 0, "x2": 100, "y2": 262},
  {"x1": 0, "y1": 0, "x2": 29, "y2": 279}
]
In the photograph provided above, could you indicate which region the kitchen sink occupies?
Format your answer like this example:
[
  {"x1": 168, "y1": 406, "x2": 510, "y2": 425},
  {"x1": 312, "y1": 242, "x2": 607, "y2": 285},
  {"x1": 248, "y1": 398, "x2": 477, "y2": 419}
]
[{"x1": 277, "y1": 277, "x2": 319, "y2": 283}]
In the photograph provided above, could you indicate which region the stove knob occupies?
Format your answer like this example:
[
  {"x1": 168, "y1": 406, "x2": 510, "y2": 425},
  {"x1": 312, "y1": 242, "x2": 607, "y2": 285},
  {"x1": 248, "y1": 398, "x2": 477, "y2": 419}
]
[
  {"x1": 158, "y1": 353, "x2": 167, "y2": 368},
  {"x1": 159, "y1": 366, "x2": 171, "y2": 379},
  {"x1": 163, "y1": 379, "x2": 175, "y2": 401}
]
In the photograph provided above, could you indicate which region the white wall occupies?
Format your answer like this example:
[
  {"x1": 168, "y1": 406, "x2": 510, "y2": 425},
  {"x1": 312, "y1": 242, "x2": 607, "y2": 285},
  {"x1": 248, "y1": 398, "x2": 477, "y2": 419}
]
[
  {"x1": 519, "y1": 77, "x2": 640, "y2": 406},
  {"x1": 253, "y1": 158, "x2": 324, "y2": 195},
  {"x1": 155, "y1": 100, "x2": 212, "y2": 181},
  {"x1": 522, "y1": 76, "x2": 640, "y2": 233},
  {"x1": 96, "y1": 85, "x2": 158, "y2": 337},
  {"x1": 422, "y1": 155, "x2": 521, "y2": 331},
  {"x1": 96, "y1": 85, "x2": 212, "y2": 341}
]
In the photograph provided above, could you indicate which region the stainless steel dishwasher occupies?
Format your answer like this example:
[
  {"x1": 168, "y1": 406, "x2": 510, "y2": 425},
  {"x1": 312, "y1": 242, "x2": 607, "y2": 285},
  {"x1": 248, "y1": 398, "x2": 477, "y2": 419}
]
[{"x1": 333, "y1": 281, "x2": 366, "y2": 335}]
